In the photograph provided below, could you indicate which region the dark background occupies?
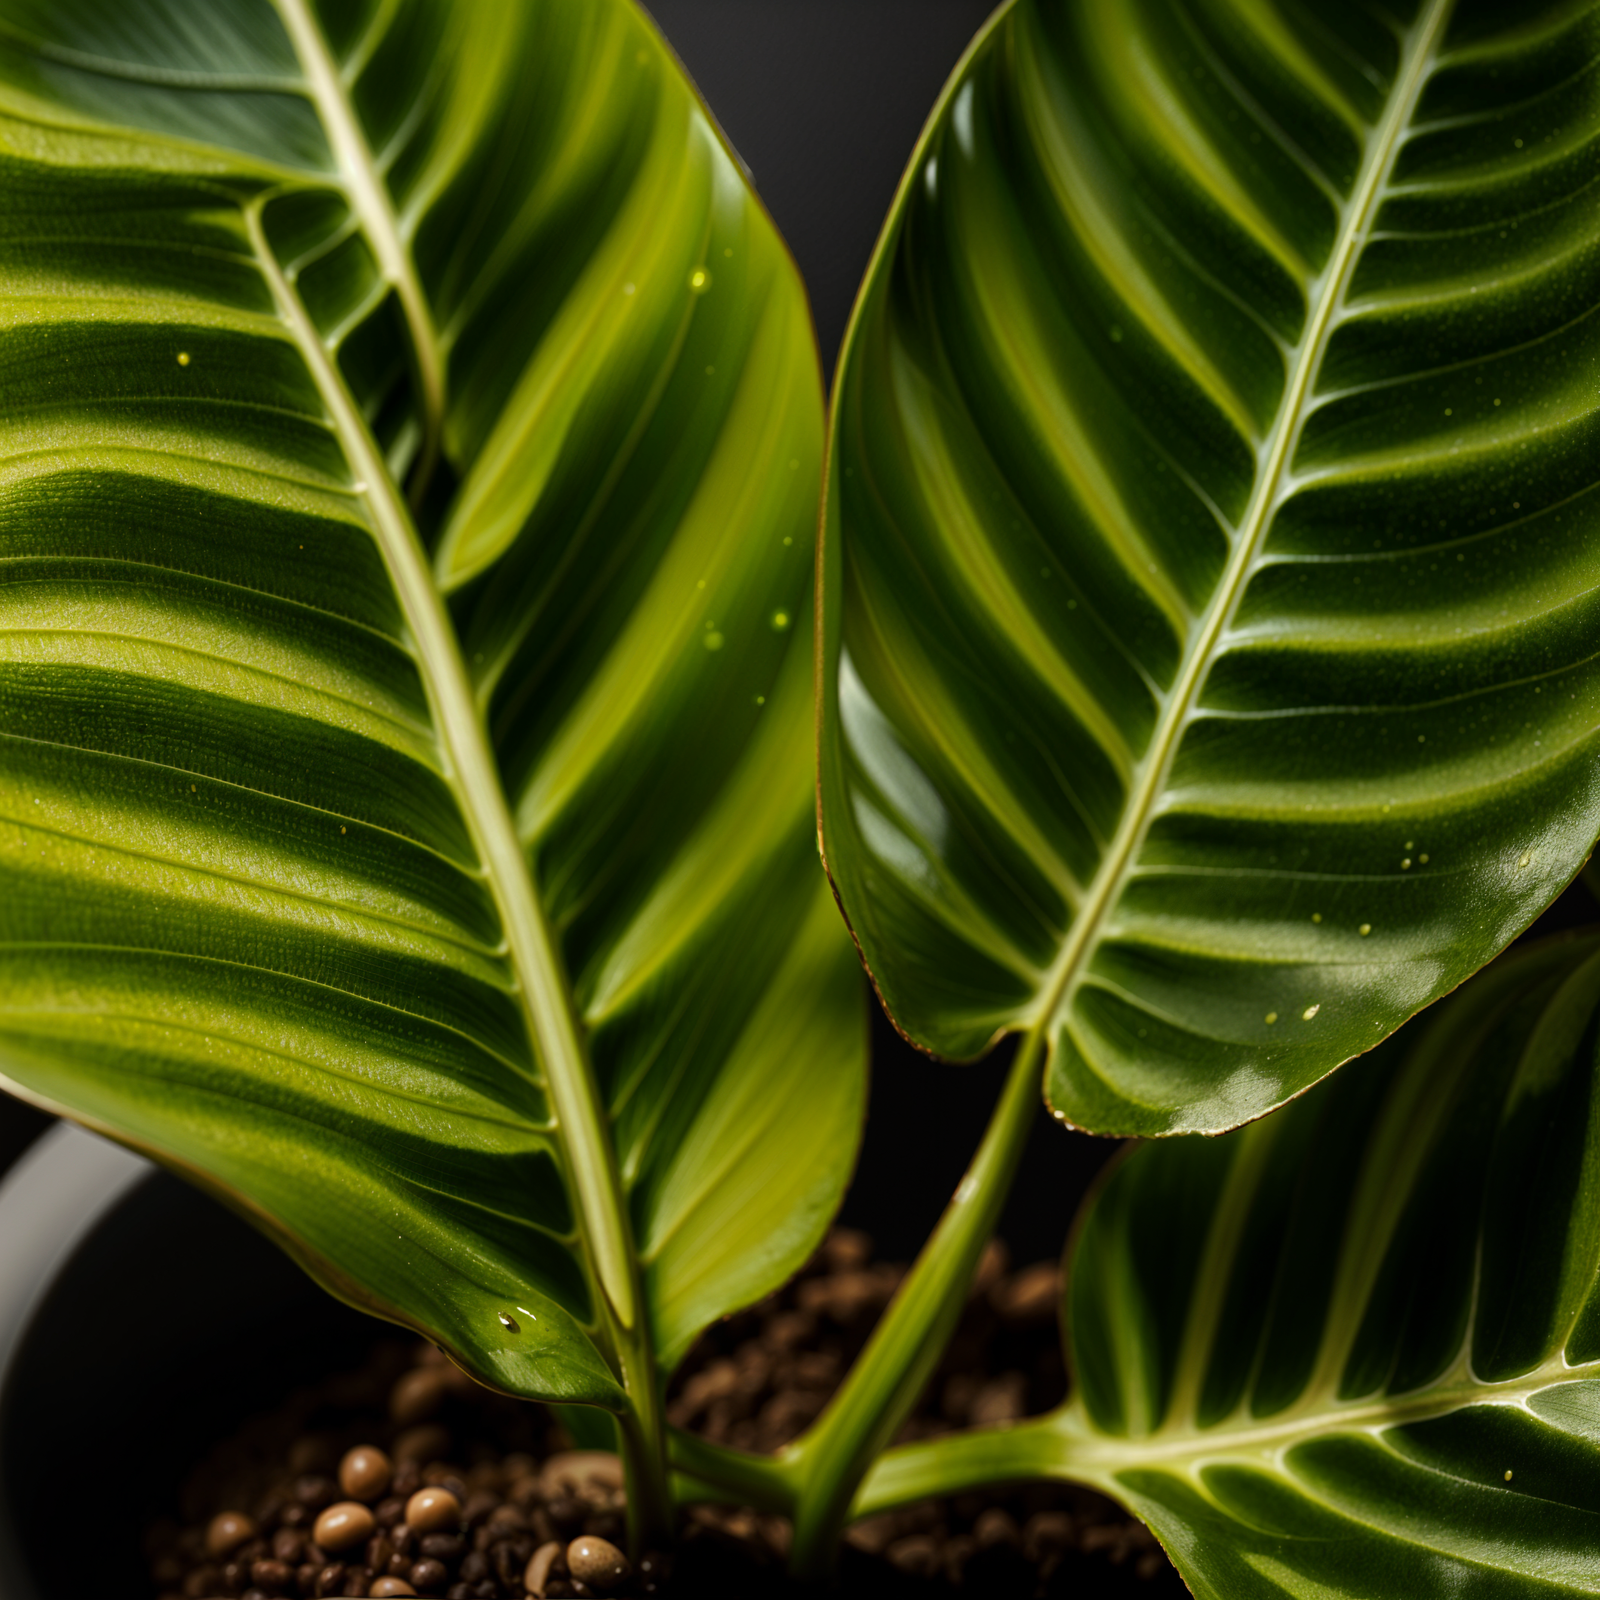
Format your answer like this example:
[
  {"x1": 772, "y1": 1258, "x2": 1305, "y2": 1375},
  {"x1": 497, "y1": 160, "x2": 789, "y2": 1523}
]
[{"x1": 646, "y1": 0, "x2": 993, "y2": 382}]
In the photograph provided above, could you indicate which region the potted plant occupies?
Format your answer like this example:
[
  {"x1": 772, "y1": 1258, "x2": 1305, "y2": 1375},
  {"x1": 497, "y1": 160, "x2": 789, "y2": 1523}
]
[{"x1": 3, "y1": 0, "x2": 1600, "y2": 1594}]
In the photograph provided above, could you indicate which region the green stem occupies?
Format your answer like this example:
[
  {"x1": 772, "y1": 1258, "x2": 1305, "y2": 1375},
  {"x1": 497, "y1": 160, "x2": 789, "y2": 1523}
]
[
  {"x1": 616, "y1": 1363, "x2": 674, "y2": 1554},
  {"x1": 852, "y1": 1412, "x2": 1070, "y2": 1518},
  {"x1": 783, "y1": 1031, "x2": 1044, "y2": 1577},
  {"x1": 669, "y1": 1428, "x2": 797, "y2": 1514}
]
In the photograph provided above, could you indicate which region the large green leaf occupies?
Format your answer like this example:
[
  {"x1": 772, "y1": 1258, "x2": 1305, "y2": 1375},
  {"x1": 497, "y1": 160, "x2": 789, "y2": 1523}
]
[
  {"x1": 861, "y1": 930, "x2": 1600, "y2": 1595},
  {"x1": 0, "y1": 0, "x2": 864, "y2": 1418},
  {"x1": 818, "y1": 0, "x2": 1600, "y2": 1135}
]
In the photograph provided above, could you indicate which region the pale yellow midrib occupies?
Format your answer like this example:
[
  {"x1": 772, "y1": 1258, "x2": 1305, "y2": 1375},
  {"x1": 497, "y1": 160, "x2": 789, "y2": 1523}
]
[
  {"x1": 270, "y1": 0, "x2": 445, "y2": 494},
  {"x1": 1062, "y1": 1349, "x2": 1595, "y2": 1478},
  {"x1": 244, "y1": 205, "x2": 640, "y2": 1334},
  {"x1": 1031, "y1": 0, "x2": 1455, "y2": 1043}
]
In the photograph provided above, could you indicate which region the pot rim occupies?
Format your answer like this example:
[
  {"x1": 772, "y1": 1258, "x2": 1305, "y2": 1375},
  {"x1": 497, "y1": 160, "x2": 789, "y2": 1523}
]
[{"x1": 0, "y1": 1123, "x2": 152, "y2": 1598}]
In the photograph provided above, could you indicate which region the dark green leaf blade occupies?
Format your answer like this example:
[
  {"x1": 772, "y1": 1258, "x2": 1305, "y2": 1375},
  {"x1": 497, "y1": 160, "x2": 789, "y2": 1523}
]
[
  {"x1": 0, "y1": 0, "x2": 863, "y2": 1411},
  {"x1": 818, "y1": 0, "x2": 1600, "y2": 1133},
  {"x1": 1059, "y1": 932, "x2": 1600, "y2": 1597}
]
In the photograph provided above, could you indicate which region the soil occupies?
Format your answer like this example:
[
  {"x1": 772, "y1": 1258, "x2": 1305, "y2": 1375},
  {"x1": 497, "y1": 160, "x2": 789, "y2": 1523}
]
[{"x1": 145, "y1": 1230, "x2": 1187, "y2": 1598}]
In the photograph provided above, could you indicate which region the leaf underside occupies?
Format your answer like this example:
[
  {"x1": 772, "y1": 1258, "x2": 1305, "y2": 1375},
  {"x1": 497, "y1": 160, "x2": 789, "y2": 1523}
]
[
  {"x1": 0, "y1": 0, "x2": 864, "y2": 1405},
  {"x1": 819, "y1": 0, "x2": 1600, "y2": 1134},
  {"x1": 1060, "y1": 930, "x2": 1600, "y2": 1597}
]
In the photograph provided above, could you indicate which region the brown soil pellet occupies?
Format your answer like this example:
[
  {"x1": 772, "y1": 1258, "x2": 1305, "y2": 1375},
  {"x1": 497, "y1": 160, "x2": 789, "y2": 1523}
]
[
  {"x1": 388, "y1": 1368, "x2": 447, "y2": 1428},
  {"x1": 393, "y1": 1424, "x2": 450, "y2": 1466},
  {"x1": 524, "y1": 1540, "x2": 562, "y2": 1597},
  {"x1": 147, "y1": 1229, "x2": 1185, "y2": 1597},
  {"x1": 404, "y1": 1487, "x2": 460, "y2": 1535},
  {"x1": 567, "y1": 1534, "x2": 629, "y2": 1589},
  {"x1": 206, "y1": 1510, "x2": 257, "y2": 1560},
  {"x1": 339, "y1": 1447, "x2": 393, "y2": 1504},
  {"x1": 313, "y1": 1502, "x2": 375, "y2": 1553}
]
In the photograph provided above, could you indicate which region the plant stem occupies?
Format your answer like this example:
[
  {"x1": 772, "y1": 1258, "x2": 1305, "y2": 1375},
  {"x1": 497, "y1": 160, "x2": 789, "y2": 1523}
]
[
  {"x1": 669, "y1": 1428, "x2": 797, "y2": 1513},
  {"x1": 852, "y1": 1412, "x2": 1069, "y2": 1517},
  {"x1": 783, "y1": 1030, "x2": 1044, "y2": 1577},
  {"x1": 616, "y1": 1346, "x2": 674, "y2": 1554}
]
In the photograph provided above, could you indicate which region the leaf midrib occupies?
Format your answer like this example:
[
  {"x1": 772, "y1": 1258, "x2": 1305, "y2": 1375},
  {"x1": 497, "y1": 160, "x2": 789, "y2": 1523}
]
[
  {"x1": 269, "y1": 0, "x2": 445, "y2": 498},
  {"x1": 243, "y1": 202, "x2": 642, "y2": 1336},
  {"x1": 1033, "y1": 0, "x2": 1456, "y2": 1055},
  {"x1": 1058, "y1": 1348, "x2": 1596, "y2": 1479}
]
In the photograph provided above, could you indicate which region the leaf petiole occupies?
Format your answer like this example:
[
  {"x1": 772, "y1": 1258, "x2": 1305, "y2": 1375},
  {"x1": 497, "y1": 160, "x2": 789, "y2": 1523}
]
[
  {"x1": 668, "y1": 1428, "x2": 798, "y2": 1515},
  {"x1": 779, "y1": 1029, "x2": 1045, "y2": 1577},
  {"x1": 850, "y1": 1411, "x2": 1069, "y2": 1519}
]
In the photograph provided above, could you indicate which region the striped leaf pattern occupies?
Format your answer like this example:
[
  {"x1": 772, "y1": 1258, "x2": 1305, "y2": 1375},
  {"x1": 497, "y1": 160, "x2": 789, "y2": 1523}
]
[
  {"x1": 818, "y1": 0, "x2": 1600, "y2": 1134},
  {"x1": 0, "y1": 0, "x2": 864, "y2": 1413},
  {"x1": 860, "y1": 933, "x2": 1600, "y2": 1595},
  {"x1": 1064, "y1": 933, "x2": 1600, "y2": 1596}
]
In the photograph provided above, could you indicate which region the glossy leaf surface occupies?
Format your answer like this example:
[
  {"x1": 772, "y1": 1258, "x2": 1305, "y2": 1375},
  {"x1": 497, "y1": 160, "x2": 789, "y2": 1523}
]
[
  {"x1": 1069, "y1": 933, "x2": 1600, "y2": 1596},
  {"x1": 0, "y1": 0, "x2": 863, "y2": 1407},
  {"x1": 818, "y1": 0, "x2": 1600, "y2": 1134},
  {"x1": 863, "y1": 932, "x2": 1600, "y2": 1594}
]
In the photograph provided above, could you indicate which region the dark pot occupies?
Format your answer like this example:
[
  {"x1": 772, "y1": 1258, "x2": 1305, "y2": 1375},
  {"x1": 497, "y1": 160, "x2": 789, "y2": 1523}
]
[
  {"x1": 0, "y1": 1124, "x2": 1165, "y2": 1600},
  {"x1": 0, "y1": 1127, "x2": 388, "y2": 1599}
]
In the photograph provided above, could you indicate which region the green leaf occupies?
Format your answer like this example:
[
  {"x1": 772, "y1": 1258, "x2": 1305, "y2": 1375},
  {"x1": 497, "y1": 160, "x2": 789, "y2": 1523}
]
[
  {"x1": 1070, "y1": 932, "x2": 1600, "y2": 1597},
  {"x1": 818, "y1": 0, "x2": 1600, "y2": 1134},
  {"x1": 861, "y1": 931, "x2": 1600, "y2": 1595},
  {"x1": 0, "y1": 0, "x2": 864, "y2": 1423}
]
